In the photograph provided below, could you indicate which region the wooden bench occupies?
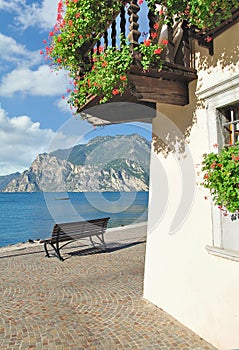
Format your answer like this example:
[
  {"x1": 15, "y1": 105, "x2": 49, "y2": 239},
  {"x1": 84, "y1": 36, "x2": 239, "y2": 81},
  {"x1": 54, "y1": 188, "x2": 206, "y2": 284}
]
[{"x1": 40, "y1": 217, "x2": 110, "y2": 261}]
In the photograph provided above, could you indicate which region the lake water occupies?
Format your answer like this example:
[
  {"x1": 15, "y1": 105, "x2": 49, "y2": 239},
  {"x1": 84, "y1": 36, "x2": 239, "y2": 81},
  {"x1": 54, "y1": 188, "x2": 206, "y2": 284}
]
[{"x1": 0, "y1": 192, "x2": 148, "y2": 247}]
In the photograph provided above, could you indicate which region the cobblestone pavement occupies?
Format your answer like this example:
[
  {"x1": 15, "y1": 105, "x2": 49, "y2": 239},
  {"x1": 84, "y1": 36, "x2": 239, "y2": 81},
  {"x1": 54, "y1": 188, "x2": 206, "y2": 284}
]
[{"x1": 0, "y1": 225, "x2": 217, "y2": 349}]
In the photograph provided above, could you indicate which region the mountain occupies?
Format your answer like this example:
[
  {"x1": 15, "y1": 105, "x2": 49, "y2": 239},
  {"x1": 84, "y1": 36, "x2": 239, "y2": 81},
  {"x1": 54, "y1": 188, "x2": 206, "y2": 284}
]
[
  {"x1": 3, "y1": 134, "x2": 150, "y2": 192},
  {"x1": 0, "y1": 172, "x2": 20, "y2": 191},
  {"x1": 51, "y1": 133, "x2": 150, "y2": 167}
]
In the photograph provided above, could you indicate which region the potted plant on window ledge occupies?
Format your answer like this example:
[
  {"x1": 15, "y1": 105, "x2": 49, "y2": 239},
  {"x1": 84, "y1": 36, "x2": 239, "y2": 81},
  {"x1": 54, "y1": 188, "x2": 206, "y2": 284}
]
[{"x1": 201, "y1": 143, "x2": 239, "y2": 220}]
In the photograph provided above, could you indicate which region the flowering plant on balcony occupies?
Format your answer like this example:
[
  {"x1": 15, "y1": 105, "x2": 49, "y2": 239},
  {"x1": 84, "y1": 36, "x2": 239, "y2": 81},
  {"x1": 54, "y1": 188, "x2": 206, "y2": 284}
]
[
  {"x1": 68, "y1": 40, "x2": 133, "y2": 108},
  {"x1": 201, "y1": 143, "x2": 239, "y2": 216},
  {"x1": 147, "y1": 0, "x2": 238, "y2": 30},
  {"x1": 137, "y1": 38, "x2": 168, "y2": 71},
  {"x1": 43, "y1": 0, "x2": 168, "y2": 108},
  {"x1": 42, "y1": 0, "x2": 238, "y2": 110}
]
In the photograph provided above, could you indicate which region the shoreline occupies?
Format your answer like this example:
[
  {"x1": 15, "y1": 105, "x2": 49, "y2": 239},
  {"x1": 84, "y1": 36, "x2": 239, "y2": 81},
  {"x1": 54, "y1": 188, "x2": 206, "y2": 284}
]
[
  {"x1": 0, "y1": 221, "x2": 147, "y2": 253},
  {"x1": 0, "y1": 240, "x2": 41, "y2": 253}
]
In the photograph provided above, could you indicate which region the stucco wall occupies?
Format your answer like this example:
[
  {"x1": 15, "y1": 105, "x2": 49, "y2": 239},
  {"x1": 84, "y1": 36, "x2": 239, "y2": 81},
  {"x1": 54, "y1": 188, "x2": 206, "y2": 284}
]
[{"x1": 143, "y1": 22, "x2": 239, "y2": 350}]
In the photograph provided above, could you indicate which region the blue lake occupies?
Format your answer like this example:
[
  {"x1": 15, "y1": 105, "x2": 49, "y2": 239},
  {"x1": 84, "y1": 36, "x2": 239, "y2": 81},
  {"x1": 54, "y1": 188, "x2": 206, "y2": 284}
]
[{"x1": 0, "y1": 192, "x2": 148, "y2": 247}]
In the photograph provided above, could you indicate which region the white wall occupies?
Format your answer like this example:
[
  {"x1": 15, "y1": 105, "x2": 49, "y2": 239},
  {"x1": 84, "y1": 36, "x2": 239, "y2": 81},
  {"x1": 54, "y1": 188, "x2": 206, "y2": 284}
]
[{"x1": 143, "y1": 22, "x2": 239, "y2": 350}]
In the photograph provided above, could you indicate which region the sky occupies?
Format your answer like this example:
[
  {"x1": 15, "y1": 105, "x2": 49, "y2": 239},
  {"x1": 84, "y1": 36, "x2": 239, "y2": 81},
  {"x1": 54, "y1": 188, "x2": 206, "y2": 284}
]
[{"x1": 0, "y1": 0, "x2": 152, "y2": 176}]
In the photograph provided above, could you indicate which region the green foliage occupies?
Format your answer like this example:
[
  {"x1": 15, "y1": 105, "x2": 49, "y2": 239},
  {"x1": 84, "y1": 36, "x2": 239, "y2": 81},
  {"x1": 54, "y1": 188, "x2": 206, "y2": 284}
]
[
  {"x1": 44, "y1": 0, "x2": 238, "y2": 110},
  {"x1": 136, "y1": 39, "x2": 167, "y2": 71},
  {"x1": 68, "y1": 40, "x2": 133, "y2": 108},
  {"x1": 201, "y1": 143, "x2": 239, "y2": 213},
  {"x1": 147, "y1": 0, "x2": 238, "y2": 29}
]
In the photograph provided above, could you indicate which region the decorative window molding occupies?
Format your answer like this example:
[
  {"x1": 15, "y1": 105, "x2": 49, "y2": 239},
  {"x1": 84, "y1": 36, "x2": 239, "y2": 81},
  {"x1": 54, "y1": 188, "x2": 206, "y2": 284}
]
[
  {"x1": 197, "y1": 74, "x2": 239, "y2": 259},
  {"x1": 196, "y1": 73, "x2": 239, "y2": 103},
  {"x1": 206, "y1": 245, "x2": 239, "y2": 262}
]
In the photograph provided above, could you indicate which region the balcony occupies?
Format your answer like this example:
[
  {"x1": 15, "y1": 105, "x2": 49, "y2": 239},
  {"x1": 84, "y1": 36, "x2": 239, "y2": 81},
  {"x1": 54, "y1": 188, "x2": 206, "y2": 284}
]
[
  {"x1": 55, "y1": 1, "x2": 238, "y2": 125},
  {"x1": 73, "y1": 0, "x2": 198, "y2": 118}
]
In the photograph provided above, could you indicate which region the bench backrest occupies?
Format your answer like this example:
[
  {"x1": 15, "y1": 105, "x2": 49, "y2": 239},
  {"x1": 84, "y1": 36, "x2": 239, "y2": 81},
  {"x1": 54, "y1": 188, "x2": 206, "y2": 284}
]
[{"x1": 51, "y1": 217, "x2": 110, "y2": 242}]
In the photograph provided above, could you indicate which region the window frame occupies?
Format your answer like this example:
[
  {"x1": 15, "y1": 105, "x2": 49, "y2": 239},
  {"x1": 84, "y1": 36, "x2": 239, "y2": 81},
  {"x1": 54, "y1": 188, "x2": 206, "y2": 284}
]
[
  {"x1": 197, "y1": 73, "x2": 239, "y2": 260},
  {"x1": 220, "y1": 104, "x2": 239, "y2": 147}
]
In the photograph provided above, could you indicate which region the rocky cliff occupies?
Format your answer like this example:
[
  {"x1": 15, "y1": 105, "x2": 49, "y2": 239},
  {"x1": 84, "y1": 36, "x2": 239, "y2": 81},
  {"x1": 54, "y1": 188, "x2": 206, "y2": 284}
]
[
  {"x1": 3, "y1": 134, "x2": 150, "y2": 192},
  {"x1": 0, "y1": 172, "x2": 20, "y2": 191}
]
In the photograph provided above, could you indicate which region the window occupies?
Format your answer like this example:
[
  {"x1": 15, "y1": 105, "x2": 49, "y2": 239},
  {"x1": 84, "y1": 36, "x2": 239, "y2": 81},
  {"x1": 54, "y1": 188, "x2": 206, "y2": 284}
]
[
  {"x1": 220, "y1": 104, "x2": 239, "y2": 146},
  {"x1": 197, "y1": 74, "x2": 239, "y2": 261}
]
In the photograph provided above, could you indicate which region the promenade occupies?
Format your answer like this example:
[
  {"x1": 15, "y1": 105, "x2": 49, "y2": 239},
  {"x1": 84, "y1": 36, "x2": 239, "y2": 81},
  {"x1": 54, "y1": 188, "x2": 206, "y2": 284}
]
[{"x1": 0, "y1": 223, "x2": 216, "y2": 349}]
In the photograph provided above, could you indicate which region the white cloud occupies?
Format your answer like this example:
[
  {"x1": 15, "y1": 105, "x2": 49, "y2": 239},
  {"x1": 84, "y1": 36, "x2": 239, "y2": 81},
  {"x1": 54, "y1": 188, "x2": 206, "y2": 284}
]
[
  {"x1": 56, "y1": 97, "x2": 77, "y2": 114},
  {"x1": 0, "y1": 0, "x2": 59, "y2": 31},
  {"x1": 0, "y1": 65, "x2": 69, "y2": 97},
  {"x1": 0, "y1": 106, "x2": 91, "y2": 175},
  {"x1": 0, "y1": 106, "x2": 56, "y2": 175},
  {"x1": 20, "y1": 0, "x2": 59, "y2": 31},
  {"x1": 0, "y1": 2, "x2": 69, "y2": 108},
  {"x1": 0, "y1": 0, "x2": 19, "y2": 12},
  {"x1": 0, "y1": 33, "x2": 41, "y2": 68}
]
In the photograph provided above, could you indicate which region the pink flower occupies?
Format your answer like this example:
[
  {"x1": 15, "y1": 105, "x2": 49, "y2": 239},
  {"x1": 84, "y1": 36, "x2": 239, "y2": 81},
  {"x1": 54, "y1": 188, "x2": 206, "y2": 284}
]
[
  {"x1": 138, "y1": 0, "x2": 143, "y2": 4},
  {"x1": 151, "y1": 32, "x2": 157, "y2": 39},
  {"x1": 232, "y1": 154, "x2": 239, "y2": 161},
  {"x1": 211, "y1": 162, "x2": 216, "y2": 169},
  {"x1": 144, "y1": 39, "x2": 151, "y2": 46},
  {"x1": 112, "y1": 89, "x2": 119, "y2": 95},
  {"x1": 39, "y1": 50, "x2": 44, "y2": 55},
  {"x1": 162, "y1": 39, "x2": 168, "y2": 45},
  {"x1": 154, "y1": 48, "x2": 162, "y2": 55},
  {"x1": 153, "y1": 23, "x2": 159, "y2": 30},
  {"x1": 205, "y1": 36, "x2": 213, "y2": 43}
]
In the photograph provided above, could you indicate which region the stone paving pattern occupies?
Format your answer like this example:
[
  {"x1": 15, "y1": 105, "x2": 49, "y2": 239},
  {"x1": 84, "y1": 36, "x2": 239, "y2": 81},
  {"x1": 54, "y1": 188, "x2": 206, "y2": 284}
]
[{"x1": 0, "y1": 225, "x2": 217, "y2": 349}]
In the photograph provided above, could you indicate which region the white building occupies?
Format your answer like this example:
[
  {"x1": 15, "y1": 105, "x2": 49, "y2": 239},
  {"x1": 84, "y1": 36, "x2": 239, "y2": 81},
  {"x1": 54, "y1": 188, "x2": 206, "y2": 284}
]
[
  {"x1": 144, "y1": 17, "x2": 239, "y2": 350},
  {"x1": 79, "y1": 5, "x2": 239, "y2": 349}
]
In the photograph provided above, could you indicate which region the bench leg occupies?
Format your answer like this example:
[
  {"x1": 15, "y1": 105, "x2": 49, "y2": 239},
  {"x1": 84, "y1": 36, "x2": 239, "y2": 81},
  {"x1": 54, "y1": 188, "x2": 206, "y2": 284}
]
[
  {"x1": 50, "y1": 243, "x2": 64, "y2": 261},
  {"x1": 44, "y1": 242, "x2": 50, "y2": 258},
  {"x1": 89, "y1": 236, "x2": 96, "y2": 249},
  {"x1": 96, "y1": 234, "x2": 107, "y2": 251}
]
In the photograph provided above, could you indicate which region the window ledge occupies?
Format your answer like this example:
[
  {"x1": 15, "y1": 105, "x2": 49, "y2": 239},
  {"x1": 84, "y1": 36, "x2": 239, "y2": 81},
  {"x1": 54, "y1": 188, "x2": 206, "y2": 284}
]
[{"x1": 206, "y1": 245, "x2": 239, "y2": 262}]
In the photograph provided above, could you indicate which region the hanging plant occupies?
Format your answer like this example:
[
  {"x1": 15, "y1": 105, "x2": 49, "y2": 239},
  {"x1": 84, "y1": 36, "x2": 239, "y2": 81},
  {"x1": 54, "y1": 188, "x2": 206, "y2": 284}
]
[
  {"x1": 201, "y1": 143, "x2": 239, "y2": 218},
  {"x1": 68, "y1": 39, "x2": 133, "y2": 108},
  {"x1": 41, "y1": 0, "x2": 238, "y2": 110},
  {"x1": 147, "y1": 0, "x2": 239, "y2": 30}
]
